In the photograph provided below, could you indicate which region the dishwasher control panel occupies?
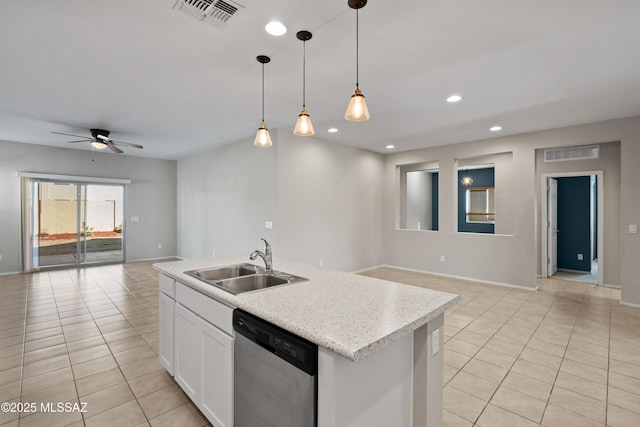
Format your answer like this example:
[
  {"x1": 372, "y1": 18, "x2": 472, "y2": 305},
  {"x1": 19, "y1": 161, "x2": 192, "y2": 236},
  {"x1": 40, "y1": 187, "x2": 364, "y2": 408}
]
[{"x1": 233, "y1": 309, "x2": 317, "y2": 375}]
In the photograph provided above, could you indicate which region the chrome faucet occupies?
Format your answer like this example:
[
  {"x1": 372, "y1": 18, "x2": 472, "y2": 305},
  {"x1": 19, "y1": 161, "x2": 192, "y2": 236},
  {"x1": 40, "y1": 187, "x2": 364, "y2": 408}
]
[{"x1": 250, "y1": 238, "x2": 272, "y2": 272}]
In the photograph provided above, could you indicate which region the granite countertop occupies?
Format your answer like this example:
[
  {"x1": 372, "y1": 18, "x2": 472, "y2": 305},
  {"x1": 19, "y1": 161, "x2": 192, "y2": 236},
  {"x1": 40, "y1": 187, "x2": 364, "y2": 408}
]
[{"x1": 154, "y1": 256, "x2": 459, "y2": 362}]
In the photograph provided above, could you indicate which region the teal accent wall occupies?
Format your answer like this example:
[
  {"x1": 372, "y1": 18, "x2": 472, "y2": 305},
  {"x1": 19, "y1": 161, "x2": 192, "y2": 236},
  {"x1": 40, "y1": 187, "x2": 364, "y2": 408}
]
[
  {"x1": 557, "y1": 176, "x2": 591, "y2": 272},
  {"x1": 432, "y1": 172, "x2": 438, "y2": 231},
  {"x1": 458, "y1": 168, "x2": 495, "y2": 234}
]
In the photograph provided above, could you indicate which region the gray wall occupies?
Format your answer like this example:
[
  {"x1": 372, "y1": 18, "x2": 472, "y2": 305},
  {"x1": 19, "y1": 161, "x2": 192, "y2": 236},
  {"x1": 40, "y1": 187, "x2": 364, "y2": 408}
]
[
  {"x1": 276, "y1": 131, "x2": 384, "y2": 272},
  {"x1": 177, "y1": 134, "x2": 278, "y2": 261},
  {"x1": 383, "y1": 116, "x2": 640, "y2": 306},
  {"x1": 405, "y1": 171, "x2": 432, "y2": 231},
  {"x1": 0, "y1": 139, "x2": 177, "y2": 274},
  {"x1": 176, "y1": 129, "x2": 384, "y2": 272},
  {"x1": 535, "y1": 141, "x2": 621, "y2": 285}
]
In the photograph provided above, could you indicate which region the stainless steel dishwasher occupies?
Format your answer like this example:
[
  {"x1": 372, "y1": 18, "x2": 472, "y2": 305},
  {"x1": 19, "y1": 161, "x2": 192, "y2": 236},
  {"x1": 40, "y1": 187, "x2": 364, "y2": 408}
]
[{"x1": 233, "y1": 309, "x2": 317, "y2": 427}]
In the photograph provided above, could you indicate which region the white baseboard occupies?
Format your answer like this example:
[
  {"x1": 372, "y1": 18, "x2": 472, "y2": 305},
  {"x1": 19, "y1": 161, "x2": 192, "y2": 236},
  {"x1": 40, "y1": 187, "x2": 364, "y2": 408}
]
[
  {"x1": 373, "y1": 264, "x2": 537, "y2": 291},
  {"x1": 126, "y1": 256, "x2": 181, "y2": 263},
  {"x1": 620, "y1": 300, "x2": 640, "y2": 309},
  {"x1": 351, "y1": 264, "x2": 387, "y2": 274},
  {"x1": 0, "y1": 270, "x2": 22, "y2": 276}
]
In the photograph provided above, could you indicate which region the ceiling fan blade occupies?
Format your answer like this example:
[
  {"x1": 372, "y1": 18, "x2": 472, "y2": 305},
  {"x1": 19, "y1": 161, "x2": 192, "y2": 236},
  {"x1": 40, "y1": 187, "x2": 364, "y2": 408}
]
[
  {"x1": 67, "y1": 139, "x2": 93, "y2": 143},
  {"x1": 106, "y1": 143, "x2": 124, "y2": 154},
  {"x1": 51, "y1": 131, "x2": 91, "y2": 139},
  {"x1": 110, "y1": 140, "x2": 143, "y2": 149}
]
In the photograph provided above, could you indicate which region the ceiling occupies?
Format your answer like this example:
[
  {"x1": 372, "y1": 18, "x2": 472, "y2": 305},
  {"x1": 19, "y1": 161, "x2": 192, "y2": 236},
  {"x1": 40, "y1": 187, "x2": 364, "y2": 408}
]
[{"x1": 2, "y1": 0, "x2": 640, "y2": 160}]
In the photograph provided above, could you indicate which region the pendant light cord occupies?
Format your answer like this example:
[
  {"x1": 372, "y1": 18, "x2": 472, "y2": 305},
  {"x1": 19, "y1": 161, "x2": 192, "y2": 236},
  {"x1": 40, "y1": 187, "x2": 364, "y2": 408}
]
[
  {"x1": 303, "y1": 40, "x2": 307, "y2": 108},
  {"x1": 261, "y1": 62, "x2": 265, "y2": 122},
  {"x1": 355, "y1": 8, "x2": 359, "y2": 89}
]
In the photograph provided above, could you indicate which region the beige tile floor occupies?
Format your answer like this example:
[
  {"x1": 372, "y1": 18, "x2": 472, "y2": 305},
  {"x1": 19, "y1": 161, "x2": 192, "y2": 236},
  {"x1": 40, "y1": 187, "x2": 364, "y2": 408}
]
[
  {"x1": 361, "y1": 267, "x2": 640, "y2": 427},
  {"x1": 2, "y1": 261, "x2": 639, "y2": 426},
  {"x1": 0, "y1": 259, "x2": 210, "y2": 427}
]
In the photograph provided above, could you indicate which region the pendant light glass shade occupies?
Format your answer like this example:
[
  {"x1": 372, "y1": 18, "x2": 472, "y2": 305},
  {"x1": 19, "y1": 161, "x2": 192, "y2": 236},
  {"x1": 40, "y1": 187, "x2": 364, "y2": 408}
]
[
  {"x1": 345, "y1": 87, "x2": 370, "y2": 121},
  {"x1": 254, "y1": 55, "x2": 272, "y2": 147},
  {"x1": 345, "y1": 0, "x2": 370, "y2": 122},
  {"x1": 294, "y1": 107, "x2": 315, "y2": 136},
  {"x1": 294, "y1": 31, "x2": 314, "y2": 136},
  {"x1": 254, "y1": 121, "x2": 272, "y2": 147}
]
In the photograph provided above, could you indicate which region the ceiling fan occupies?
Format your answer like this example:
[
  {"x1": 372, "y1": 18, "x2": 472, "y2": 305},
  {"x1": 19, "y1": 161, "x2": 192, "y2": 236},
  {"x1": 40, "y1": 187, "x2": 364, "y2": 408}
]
[{"x1": 51, "y1": 128, "x2": 143, "y2": 154}]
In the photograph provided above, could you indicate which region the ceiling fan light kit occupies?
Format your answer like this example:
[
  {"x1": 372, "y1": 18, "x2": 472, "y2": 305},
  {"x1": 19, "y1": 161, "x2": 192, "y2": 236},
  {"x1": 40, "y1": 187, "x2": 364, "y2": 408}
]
[{"x1": 51, "y1": 128, "x2": 143, "y2": 154}]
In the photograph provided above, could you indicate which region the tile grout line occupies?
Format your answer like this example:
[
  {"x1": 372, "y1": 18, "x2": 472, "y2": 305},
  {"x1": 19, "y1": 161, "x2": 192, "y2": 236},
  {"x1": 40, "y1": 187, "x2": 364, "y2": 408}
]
[
  {"x1": 469, "y1": 290, "x2": 559, "y2": 426},
  {"x1": 537, "y1": 287, "x2": 589, "y2": 426},
  {"x1": 445, "y1": 286, "x2": 547, "y2": 425}
]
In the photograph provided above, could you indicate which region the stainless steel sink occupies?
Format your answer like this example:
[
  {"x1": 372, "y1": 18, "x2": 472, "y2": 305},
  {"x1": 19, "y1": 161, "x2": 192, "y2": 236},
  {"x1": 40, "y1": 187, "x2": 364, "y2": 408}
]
[
  {"x1": 185, "y1": 263, "x2": 259, "y2": 281},
  {"x1": 184, "y1": 264, "x2": 308, "y2": 295}
]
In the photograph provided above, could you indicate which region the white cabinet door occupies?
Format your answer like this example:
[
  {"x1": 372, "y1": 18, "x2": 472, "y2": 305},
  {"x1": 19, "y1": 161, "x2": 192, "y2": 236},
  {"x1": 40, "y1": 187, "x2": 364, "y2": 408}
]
[
  {"x1": 175, "y1": 304, "x2": 200, "y2": 401},
  {"x1": 200, "y1": 319, "x2": 234, "y2": 427},
  {"x1": 159, "y1": 292, "x2": 175, "y2": 375}
]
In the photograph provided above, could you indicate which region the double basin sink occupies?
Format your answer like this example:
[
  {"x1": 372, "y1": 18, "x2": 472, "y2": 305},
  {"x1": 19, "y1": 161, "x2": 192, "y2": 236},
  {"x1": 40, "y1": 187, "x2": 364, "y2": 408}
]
[{"x1": 184, "y1": 263, "x2": 308, "y2": 295}]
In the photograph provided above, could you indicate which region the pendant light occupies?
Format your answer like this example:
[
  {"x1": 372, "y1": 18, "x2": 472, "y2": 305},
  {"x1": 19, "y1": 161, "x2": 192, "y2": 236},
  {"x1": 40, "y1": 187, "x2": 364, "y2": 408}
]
[
  {"x1": 293, "y1": 30, "x2": 315, "y2": 136},
  {"x1": 345, "y1": 0, "x2": 370, "y2": 122},
  {"x1": 254, "y1": 55, "x2": 272, "y2": 147}
]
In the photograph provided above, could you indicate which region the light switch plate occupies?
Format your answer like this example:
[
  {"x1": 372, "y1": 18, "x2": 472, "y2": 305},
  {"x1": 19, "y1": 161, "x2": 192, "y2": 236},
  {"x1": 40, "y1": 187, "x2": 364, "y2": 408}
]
[
  {"x1": 432, "y1": 328, "x2": 440, "y2": 356},
  {"x1": 131, "y1": 216, "x2": 140, "y2": 222},
  {"x1": 265, "y1": 221, "x2": 274, "y2": 229},
  {"x1": 630, "y1": 224, "x2": 638, "y2": 234}
]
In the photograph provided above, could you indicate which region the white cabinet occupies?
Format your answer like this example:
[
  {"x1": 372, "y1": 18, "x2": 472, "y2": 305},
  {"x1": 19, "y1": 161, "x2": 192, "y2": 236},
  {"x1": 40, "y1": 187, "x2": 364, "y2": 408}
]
[
  {"x1": 158, "y1": 274, "x2": 176, "y2": 375},
  {"x1": 200, "y1": 316, "x2": 233, "y2": 427},
  {"x1": 159, "y1": 292, "x2": 175, "y2": 375},
  {"x1": 171, "y1": 281, "x2": 234, "y2": 427},
  {"x1": 174, "y1": 303, "x2": 201, "y2": 401}
]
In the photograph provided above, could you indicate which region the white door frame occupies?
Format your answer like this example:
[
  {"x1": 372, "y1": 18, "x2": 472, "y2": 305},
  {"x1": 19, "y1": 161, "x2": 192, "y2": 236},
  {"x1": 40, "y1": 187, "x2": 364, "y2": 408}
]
[{"x1": 541, "y1": 171, "x2": 604, "y2": 286}]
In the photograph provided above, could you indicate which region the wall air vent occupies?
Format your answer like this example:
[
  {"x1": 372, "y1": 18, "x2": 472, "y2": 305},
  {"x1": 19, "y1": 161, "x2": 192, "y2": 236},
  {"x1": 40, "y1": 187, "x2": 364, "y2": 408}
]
[
  {"x1": 544, "y1": 145, "x2": 600, "y2": 162},
  {"x1": 172, "y1": 0, "x2": 244, "y2": 28}
]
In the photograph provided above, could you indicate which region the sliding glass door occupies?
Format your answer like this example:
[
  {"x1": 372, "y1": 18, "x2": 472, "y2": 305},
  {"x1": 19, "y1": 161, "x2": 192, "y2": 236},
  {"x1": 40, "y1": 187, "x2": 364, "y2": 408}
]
[{"x1": 29, "y1": 180, "x2": 125, "y2": 269}]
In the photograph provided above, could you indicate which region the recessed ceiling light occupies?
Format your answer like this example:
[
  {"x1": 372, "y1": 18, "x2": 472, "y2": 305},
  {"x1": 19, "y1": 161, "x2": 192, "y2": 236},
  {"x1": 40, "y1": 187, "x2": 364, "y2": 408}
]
[
  {"x1": 328, "y1": 127, "x2": 338, "y2": 133},
  {"x1": 490, "y1": 126, "x2": 502, "y2": 132},
  {"x1": 386, "y1": 145, "x2": 395, "y2": 149},
  {"x1": 265, "y1": 21, "x2": 287, "y2": 36},
  {"x1": 446, "y1": 94, "x2": 462, "y2": 103}
]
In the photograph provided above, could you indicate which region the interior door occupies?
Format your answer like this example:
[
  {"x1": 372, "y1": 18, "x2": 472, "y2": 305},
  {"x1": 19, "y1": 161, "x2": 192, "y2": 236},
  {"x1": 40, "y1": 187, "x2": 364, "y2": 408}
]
[{"x1": 547, "y1": 178, "x2": 558, "y2": 276}]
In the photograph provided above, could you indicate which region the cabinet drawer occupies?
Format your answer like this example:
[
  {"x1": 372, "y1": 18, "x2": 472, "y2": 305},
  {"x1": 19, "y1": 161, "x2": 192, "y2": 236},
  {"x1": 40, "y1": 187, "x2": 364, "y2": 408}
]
[
  {"x1": 176, "y1": 282, "x2": 234, "y2": 336},
  {"x1": 159, "y1": 274, "x2": 176, "y2": 298}
]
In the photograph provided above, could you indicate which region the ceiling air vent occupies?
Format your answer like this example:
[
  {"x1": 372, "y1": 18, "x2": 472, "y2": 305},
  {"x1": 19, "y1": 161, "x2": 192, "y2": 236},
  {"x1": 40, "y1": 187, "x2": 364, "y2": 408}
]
[
  {"x1": 172, "y1": 0, "x2": 244, "y2": 27},
  {"x1": 544, "y1": 145, "x2": 599, "y2": 162}
]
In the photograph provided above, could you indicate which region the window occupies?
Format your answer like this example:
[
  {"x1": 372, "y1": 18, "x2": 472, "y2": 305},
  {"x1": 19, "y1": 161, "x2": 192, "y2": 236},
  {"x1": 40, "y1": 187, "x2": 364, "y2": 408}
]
[{"x1": 466, "y1": 187, "x2": 495, "y2": 223}]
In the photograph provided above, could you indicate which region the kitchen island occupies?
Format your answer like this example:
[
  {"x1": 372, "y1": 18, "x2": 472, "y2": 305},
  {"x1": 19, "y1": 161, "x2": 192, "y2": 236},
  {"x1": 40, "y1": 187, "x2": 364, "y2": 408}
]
[{"x1": 154, "y1": 255, "x2": 459, "y2": 427}]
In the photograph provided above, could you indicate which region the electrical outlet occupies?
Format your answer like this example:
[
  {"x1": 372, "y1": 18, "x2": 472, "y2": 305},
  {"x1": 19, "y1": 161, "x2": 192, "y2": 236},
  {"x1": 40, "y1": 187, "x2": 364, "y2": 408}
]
[
  {"x1": 630, "y1": 224, "x2": 638, "y2": 234},
  {"x1": 432, "y1": 328, "x2": 440, "y2": 356},
  {"x1": 577, "y1": 253, "x2": 583, "y2": 261},
  {"x1": 319, "y1": 259, "x2": 324, "y2": 267},
  {"x1": 157, "y1": 243, "x2": 162, "y2": 249},
  {"x1": 440, "y1": 255, "x2": 445, "y2": 263},
  {"x1": 131, "y1": 216, "x2": 140, "y2": 222},
  {"x1": 212, "y1": 251, "x2": 216, "y2": 258},
  {"x1": 0, "y1": 254, "x2": 3, "y2": 262}
]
